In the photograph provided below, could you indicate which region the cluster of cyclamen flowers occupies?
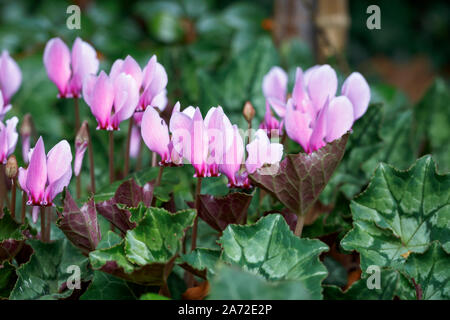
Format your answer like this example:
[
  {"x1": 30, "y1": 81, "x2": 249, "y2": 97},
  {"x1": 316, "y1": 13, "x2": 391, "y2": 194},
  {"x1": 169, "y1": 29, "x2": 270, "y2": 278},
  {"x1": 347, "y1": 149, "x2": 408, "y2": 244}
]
[{"x1": 0, "y1": 36, "x2": 370, "y2": 212}]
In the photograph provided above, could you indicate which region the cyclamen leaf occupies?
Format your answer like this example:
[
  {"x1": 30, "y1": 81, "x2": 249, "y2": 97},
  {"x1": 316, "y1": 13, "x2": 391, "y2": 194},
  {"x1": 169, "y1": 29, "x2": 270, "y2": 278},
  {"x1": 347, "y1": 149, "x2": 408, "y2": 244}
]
[
  {"x1": 198, "y1": 192, "x2": 253, "y2": 232},
  {"x1": 0, "y1": 209, "x2": 26, "y2": 242},
  {"x1": 81, "y1": 271, "x2": 147, "y2": 300},
  {"x1": 250, "y1": 133, "x2": 349, "y2": 216},
  {"x1": 89, "y1": 207, "x2": 196, "y2": 286},
  {"x1": 95, "y1": 179, "x2": 153, "y2": 234},
  {"x1": 0, "y1": 262, "x2": 17, "y2": 298},
  {"x1": 57, "y1": 191, "x2": 101, "y2": 255},
  {"x1": 10, "y1": 239, "x2": 91, "y2": 300},
  {"x1": 179, "y1": 248, "x2": 221, "y2": 279},
  {"x1": 208, "y1": 264, "x2": 312, "y2": 300},
  {"x1": 341, "y1": 156, "x2": 450, "y2": 271},
  {"x1": 323, "y1": 269, "x2": 408, "y2": 300},
  {"x1": 218, "y1": 214, "x2": 329, "y2": 299},
  {"x1": 398, "y1": 242, "x2": 450, "y2": 300}
]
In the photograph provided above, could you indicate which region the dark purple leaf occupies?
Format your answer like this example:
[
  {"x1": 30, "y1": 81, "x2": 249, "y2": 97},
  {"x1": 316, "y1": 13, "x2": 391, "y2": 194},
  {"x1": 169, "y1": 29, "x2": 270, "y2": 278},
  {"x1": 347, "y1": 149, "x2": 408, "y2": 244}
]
[
  {"x1": 198, "y1": 192, "x2": 253, "y2": 232},
  {"x1": 250, "y1": 133, "x2": 349, "y2": 216},
  {"x1": 95, "y1": 179, "x2": 153, "y2": 234},
  {"x1": 58, "y1": 191, "x2": 101, "y2": 255}
]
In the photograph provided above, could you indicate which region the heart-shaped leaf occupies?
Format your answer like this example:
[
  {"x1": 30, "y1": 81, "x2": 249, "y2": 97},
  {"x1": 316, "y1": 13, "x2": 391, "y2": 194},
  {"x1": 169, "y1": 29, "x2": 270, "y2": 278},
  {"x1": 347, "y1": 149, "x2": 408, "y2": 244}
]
[
  {"x1": 218, "y1": 214, "x2": 329, "y2": 299},
  {"x1": 0, "y1": 262, "x2": 17, "y2": 298},
  {"x1": 81, "y1": 271, "x2": 147, "y2": 300},
  {"x1": 95, "y1": 179, "x2": 153, "y2": 234},
  {"x1": 0, "y1": 209, "x2": 26, "y2": 243},
  {"x1": 89, "y1": 207, "x2": 196, "y2": 286},
  {"x1": 398, "y1": 242, "x2": 450, "y2": 300},
  {"x1": 250, "y1": 133, "x2": 349, "y2": 216},
  {"x1": 9, "y1": 239, "x2": 91, "y2": 300},
  {"x1": 57, "y1": 191, "x2": 101, "y2": 255},
  {"x1": 197, "y1": 192, "x2": 253, "y2": 232},
  {"x1": 341, "y1": 156, "x2": 450, "y2": 271},
  {"x1": 208, "y1": 264, "x2": 312, "y2": 300}
]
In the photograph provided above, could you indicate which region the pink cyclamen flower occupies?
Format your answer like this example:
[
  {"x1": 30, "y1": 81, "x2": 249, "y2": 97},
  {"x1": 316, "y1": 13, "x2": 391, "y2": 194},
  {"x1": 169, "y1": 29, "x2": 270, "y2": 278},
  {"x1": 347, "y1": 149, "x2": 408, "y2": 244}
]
[
  {"x1": 0, "y1": 50, "x2": 22, "y2": 105},
  {"x1": 110, "y1": 55, "x2": 168, "y2": 112},
  {"x1": 0, "y1": 116, "x2": 18, "y2": 164},
  {"x1": 259, "y1": 100, "x2": 283, "y2": 139},
  {"x1": 284, "y1": 65, "x2": 370, "y2": 153},
  {"x1": 83, "y1": 71, "x2": 139, "y2": 130},
  {"x1": 246, "y1": 129, "x2": 283, "y2": 174},
  {"x1": 170, "y1": 106, "x2": 209, "y2": 177},
  {"x1": 141, "y1": 106, "x2": 182, "y2": 166},
  {"x1": 204, "y1": 106, "x2": 233, "y2": 177},
  {"x1": 18, "y1": 137, "x2": 72, "y2": 206},
  {"x1": 263, "y1": 66, "x2": 288, "y2": 118},
  {"x1": 0, "y1": 91, "x2": 12, "y2": 121},
  {"x1": 44, "y1": 37, "x2": 99, "y2": 98},
  {"x1": 218, "y1": 125, "x2": 244, "y2": 187}
]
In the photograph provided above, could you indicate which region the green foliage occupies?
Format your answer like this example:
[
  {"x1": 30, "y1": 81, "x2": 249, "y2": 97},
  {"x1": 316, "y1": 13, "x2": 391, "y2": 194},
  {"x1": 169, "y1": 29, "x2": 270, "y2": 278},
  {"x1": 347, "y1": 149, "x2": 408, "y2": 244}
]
[{"x1": 10, "y1": 239, "x2": 91, "y2": 300}]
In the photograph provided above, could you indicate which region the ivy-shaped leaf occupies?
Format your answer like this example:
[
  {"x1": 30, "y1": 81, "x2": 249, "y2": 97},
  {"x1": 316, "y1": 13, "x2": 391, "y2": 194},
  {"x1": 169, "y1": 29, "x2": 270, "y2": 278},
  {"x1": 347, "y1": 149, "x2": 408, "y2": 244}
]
[
  {"x1": 95, "y1": 179, "x2": 152, "y2": 234},
  {"x1": 179, "y1": 248, "x2": 221, "y2": 279},
  {"x1": 197, "y1": 192, "x2": 253, "y2": 232},
  {"x1": 218, "y1": 214, "x2": 329, "y2": 299},
  {"x1": 89, "y1": 207, "x2": 196, "y2": 286},
  {"x1": 341, "y1": 156, "x2": 449, "y2": 271},
  {"x1": 398, "y1": 242, "x2": 450, "y2": 300},
  {"x1": 57, "y1": 191, "x2": 101, "y2": 255},
  {"x1": 0, "y1": 209, "x2": 26, "y2": 243},
  {"x1": 10, "y1": 239, "x2": 91, "y2": 300},
  {"x1": 250, "y1": 133, "x2": 349, "y2": 216},
  {"x1": 81, "y1": 271, "x2": 147, "y2": 300},
  {"x1": 0, "y1": 262, "x2": 17, "y2": 299},
  {"x1": 208, "y1": 264, "x2": 311, "y2": 300}
]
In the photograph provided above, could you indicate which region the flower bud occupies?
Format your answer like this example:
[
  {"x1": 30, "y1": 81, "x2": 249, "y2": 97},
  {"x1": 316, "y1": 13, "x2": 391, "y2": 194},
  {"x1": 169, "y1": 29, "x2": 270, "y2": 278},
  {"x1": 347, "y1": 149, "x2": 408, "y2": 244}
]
[
  {"x1": 242, "y1": 101, "x2": 255, "y2": 122},
  {"x1": 5, "y1": 155, "x2": 18, "y2": 179}
]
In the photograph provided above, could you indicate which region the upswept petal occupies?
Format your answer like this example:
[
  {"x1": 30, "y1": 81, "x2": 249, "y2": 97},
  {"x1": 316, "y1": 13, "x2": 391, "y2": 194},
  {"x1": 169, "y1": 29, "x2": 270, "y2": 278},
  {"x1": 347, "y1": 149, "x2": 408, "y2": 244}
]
[
  {"x1": 263, "y1": 66, "x2": 287, "y2": 104},
  {"x1": 219, "y1": 125, "x2": 244, "y2": 186},
  {"x1": 284, "y1": 99, "x2": 312, "y2": 153},
  {"x1": 70, "y1": 37, "x2": 99, "y2": 96},
  {"x1": 306, "y1": 64, "x2": 337, "y2": 113},
  {"x1": 43, "y1": 38, "x2": 71, "y2": 96},
  {"x1": 308, "y1": 98, "x2": 329, "y2": 152},
  {"x1": 46, "y1": 140, "x2": 72, "y2": 185},
  {"x1": 45, "y1": 165, "x2": 72, "y2": 204},
  {"x1": 141, "y1": 55, "x2": 157, "y2": 89},
  {"x1": 0, "y1": 50, "x2": 22, "y2": 103},
  {"x1": 5, "y1": 116, "x2": 18, "y2": 156},
  {"x1": 111, "y1": 73, "x2": 139, "y2": 129},
  {"x1": 25, "y1": 137, "x2": 47, "y2": 204},
  {"x1": 18, "y1": 167, "x2": 28, "y2": 192},
  {"x1": 325, "y1": 96, "x2": 354, "y2": 143},
  {"x1": 141, "y1": 106, "x2": 170, "y2": 163},
  {"x1": 89, "y1": 72, "x2": 114, "y2": 129},
  {"x1": 341, "y1": 72, "x2": 371, "y2": 120}
]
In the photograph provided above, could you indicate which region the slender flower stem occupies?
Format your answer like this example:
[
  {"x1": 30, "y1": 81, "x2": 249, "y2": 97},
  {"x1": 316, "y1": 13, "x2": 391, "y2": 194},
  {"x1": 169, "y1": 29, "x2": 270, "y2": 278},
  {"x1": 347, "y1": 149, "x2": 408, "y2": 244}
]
[
  {"x1": 46, "y1": 207, "x2": 51, "y2": 242},
  {"x1": 40, "y1": 207, "x2": 46, "y2": 242},
  {"x1": 21, "y1": 192, "x2": 26, "y2": 224},
  {"x1": 294, "y1": 214, "x2": 305, "y2": 237},
  {"x1": 136, "y1": 142, "x2": 143, "y2": 171},
  {"x1": 74, "y1": 97, "x2": 81, "y2": 136},
  {"x1": 0, "y1": 164, "x2": 6, "y2": 211},
  {"x1": 156, "y1": 166, "x2": 164, "y2": 186},
  {"x1": 151, "y1": 166, "x2": 164, "y2": 206},
  {"x1": 151, "y1": 152, "x2": 157, "y2": 167},
  {"x1": 186, "y1": 177, "x2": 203, "y2": 288},
  {"x1": 191, "y1": 177, "x2": 203, "y2": 251},
  {"x1": 109, "y1": 131, "x2": 115, "y2": 183},
  {"x1": 123, "y1": 117, "x2": 133, "y2": 177},
  {"x1": 10, "y1": 178, "x2": 16, "y2": 221},
  {"x1": 86, "y1": 123, "x2": 96, "y2": 194}
]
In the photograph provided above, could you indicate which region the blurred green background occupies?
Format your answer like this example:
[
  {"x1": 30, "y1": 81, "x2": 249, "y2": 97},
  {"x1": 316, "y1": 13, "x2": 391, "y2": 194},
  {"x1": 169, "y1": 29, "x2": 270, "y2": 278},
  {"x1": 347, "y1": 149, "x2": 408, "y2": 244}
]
[{"x1": 0, "y1": 0, "x2": 449, "y2": 194}]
